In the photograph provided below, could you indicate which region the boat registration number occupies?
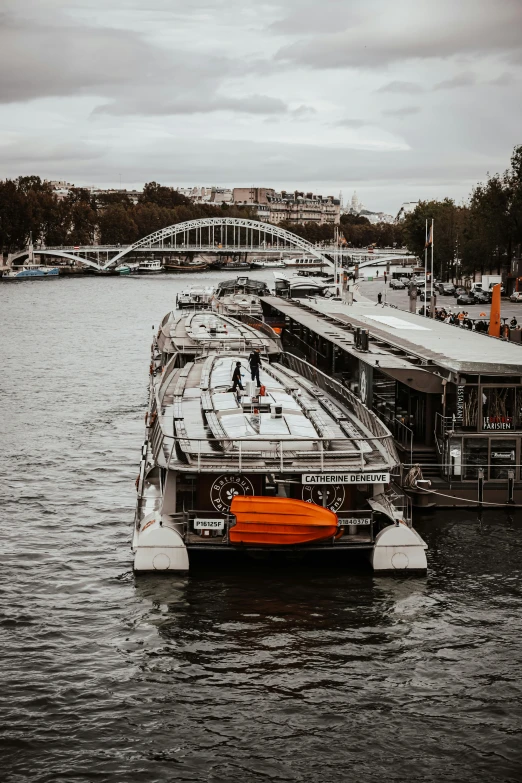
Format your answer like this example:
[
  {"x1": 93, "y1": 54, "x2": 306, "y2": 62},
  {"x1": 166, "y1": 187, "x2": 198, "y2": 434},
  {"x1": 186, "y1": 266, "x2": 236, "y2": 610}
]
[
  {"x1": 338, "y1": 517, "x2": 372, "y2": 526},
  {"x1": 194, "y1": 518, "x2": 225, "y2": 530}
]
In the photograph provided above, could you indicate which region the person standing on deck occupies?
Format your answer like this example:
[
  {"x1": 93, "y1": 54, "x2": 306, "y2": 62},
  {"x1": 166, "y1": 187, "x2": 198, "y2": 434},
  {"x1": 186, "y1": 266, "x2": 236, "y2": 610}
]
[
  {"x1": 229, "y1": 361, "x2": 244, "y2": 393},
  {"x1": 249, "y1": 348, "x2": 262, "y2": 385}
]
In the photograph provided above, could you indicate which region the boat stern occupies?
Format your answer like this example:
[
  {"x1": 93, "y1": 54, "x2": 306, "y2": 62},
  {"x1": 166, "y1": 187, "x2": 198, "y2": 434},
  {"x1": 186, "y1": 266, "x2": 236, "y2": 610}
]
[{"x1": 133, "y1": 513, "x2": 189, "y2": 572}]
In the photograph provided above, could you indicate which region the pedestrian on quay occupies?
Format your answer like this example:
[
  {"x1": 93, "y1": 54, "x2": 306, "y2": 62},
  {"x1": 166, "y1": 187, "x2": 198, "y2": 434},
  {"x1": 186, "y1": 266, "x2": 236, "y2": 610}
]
[
  {"x1": 248, "y1": 348, "x2": 262, "y2": 385},
  {"x1": 384, "y1": 272, "x2": 387, "y2": 284}
]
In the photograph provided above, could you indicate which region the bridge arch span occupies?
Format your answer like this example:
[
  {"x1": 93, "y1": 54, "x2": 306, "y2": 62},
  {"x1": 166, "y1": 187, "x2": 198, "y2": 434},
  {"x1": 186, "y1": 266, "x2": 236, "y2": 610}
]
[{"x1": 103, "y1": 217, "x2": 333, "y2": 269}]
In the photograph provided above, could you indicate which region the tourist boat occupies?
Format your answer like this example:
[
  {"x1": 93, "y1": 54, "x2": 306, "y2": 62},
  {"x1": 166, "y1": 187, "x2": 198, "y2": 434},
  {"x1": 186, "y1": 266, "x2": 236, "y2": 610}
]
[
  {"x1": 137, "y1": 258, "x2": 163, "y2": 274},
  {"x1": 273, "y1": 272, "x2": 334, "y2": 299},
  {"x1": 163, "y1": 257, "x2": 209, "y2": 272},
  {"x1": 117, "y1": 263, "x2": 139, "y2": 276},
  {"x1": 153, "y1": 310, "x2": 281, "y2": 370},
  {"x1": 250, "y1": 258, "x2": 286, "y2": 269},
  {"x1": 176, "y1": 285, "x2": 215, "y2": 309},
  {"x1": 283, "y1": 257, "x2": 325, "y2": 268},
  {"x1": 132, "y1": 332, "x2": 428, "y2": 572},
  {"x1": 212, "y1": 276, "x2": 271, "y2": 318},
  {"x1": 2, "y1": 265, "x2": 60, "y2": 281},
  {"x1": 220, "y1": 260, "x2": 251, "y2": 271}
]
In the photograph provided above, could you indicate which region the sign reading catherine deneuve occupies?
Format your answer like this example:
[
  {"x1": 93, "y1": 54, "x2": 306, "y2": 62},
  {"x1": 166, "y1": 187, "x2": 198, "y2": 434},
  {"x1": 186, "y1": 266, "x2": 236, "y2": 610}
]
[{"x1": 302, "y1": 473, "x2": 390, "y2": 484}]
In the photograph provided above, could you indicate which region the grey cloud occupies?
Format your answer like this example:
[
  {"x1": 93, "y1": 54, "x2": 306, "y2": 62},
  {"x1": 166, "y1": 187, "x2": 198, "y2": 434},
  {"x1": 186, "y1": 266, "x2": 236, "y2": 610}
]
[
  {"x1": 269, "y1": 1, "x2": 360, "y2": 35},
  {"x1": 275, "y1": 0, "x2": 522, "y2": 69},
  {"x1": 489, "y1": 72, "x2": 517, "y2": 86},
  {"x1": 377, "y1": 81, "x2": 424, "y2": 94},
  {"x1": 382, "y1": 106, "x2": 421, "y2": 117},
  {"x1": 0, "y1": 136, "x2": 105, "y2": 164},
  {"x1": 335, "y1": 119, "x2": 369, "y2": 128},
  {"x1": 434, "y1": 72, "x2": 476, "y2": 90},
  {"x1": 95, "y1": 93, "x2": 289, "y2": 116},
  {"x1": 291, "y1": 105, "x2": 317, "y2": 117},
  {"x1": 0, "y1": 133, "x2": 496, "y2": 189},
  {"x1": 0, "y1": 4, "x2": 275, "y2": 117}
]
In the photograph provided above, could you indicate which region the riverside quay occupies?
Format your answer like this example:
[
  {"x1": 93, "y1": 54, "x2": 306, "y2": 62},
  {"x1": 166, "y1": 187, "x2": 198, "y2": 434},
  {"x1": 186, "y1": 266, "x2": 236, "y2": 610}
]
[{"x1": 261, "y1": 296, "x2": 522, "y2": 508}]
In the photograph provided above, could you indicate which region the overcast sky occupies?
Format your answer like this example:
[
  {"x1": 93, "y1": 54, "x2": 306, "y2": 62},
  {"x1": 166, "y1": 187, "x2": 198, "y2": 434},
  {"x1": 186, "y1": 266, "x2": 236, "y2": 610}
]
[{"x1": 2, "y1": 0, "x2": 521, "y2": 212}]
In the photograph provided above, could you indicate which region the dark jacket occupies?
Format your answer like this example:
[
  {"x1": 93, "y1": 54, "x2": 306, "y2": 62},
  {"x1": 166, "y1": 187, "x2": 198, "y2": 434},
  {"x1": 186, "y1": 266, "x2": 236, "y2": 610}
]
[{"x1": 249, "y1": 352, "x2": 261, "y2": 368}]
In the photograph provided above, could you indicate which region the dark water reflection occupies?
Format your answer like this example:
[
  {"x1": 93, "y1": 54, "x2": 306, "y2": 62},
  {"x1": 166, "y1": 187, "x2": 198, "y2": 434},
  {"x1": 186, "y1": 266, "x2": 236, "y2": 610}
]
[{"x1": 1, "y1": 276, "x2": 521, "y2": 782}]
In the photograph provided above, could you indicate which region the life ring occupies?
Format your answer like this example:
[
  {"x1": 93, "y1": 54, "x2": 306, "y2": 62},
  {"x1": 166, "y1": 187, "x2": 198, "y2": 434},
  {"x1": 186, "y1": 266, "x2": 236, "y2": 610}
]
[{"x1": 149, "y1": 363, "x2": 154, "y2": 375}]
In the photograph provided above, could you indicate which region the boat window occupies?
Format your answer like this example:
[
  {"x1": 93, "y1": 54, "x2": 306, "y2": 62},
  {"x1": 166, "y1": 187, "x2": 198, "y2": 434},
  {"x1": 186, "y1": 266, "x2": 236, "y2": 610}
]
[
  {"x1": 462, "y1": 438, "x2": 488, "y2": 480},
  {"x1": 461, "y1": 386, "x2": 479, "y2": 430},
  {"x1": 449, "y1": 438, "x2": 462, "y2": 477},
  {"x1": 481, "y1": 387, "x2": 515, "y2": 431},
  {"x1": 490, "y1": 440, "x2": 517, "y2": 479}
]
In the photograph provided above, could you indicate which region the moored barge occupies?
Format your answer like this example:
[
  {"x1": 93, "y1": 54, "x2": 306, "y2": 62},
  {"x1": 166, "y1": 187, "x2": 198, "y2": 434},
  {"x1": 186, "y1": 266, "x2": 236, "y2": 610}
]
[{"x1": 133, "y1": 312, "x2": 427, "y2": 572}]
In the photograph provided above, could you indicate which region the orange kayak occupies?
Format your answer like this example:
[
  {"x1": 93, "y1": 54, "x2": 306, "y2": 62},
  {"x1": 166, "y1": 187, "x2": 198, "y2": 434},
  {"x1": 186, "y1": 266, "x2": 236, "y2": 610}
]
[{"x1": 229, "y1": 496, "x2": 339, "y2": 546}]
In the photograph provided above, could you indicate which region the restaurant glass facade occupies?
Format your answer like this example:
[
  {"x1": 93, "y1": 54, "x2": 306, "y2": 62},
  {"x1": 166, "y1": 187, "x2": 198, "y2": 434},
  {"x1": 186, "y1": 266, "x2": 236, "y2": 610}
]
[{"x1": 446, "y1": 377, "x2": 522, "y2": 480}]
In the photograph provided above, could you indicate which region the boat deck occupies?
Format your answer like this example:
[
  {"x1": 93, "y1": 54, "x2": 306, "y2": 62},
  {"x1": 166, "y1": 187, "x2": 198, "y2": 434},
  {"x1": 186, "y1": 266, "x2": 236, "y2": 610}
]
[
  {"x1": 152, "y1": 352, "x2": 397, "y2": 474},
  {"x1": 157, "y1": 311, "x2": 281, "y2": 358}
]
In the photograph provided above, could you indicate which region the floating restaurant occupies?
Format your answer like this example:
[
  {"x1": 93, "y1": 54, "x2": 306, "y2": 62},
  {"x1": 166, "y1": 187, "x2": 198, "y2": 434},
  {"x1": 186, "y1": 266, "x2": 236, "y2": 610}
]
[{"x1": 260, "y1": 296, "x2": 522, "y2": 506}]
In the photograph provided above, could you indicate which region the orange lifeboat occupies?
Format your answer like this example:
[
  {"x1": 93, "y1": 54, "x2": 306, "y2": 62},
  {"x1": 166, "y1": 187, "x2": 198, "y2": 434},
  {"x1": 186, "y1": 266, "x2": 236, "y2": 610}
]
[{"x1": 229, "y1": 496, "x2": 339, "y2": 546}]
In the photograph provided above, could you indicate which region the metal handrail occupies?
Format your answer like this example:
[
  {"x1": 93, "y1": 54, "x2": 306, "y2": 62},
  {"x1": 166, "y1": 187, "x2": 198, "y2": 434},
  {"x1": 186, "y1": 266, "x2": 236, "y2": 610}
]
[
  {"x1": 393, "y1": 416, "x2": 414, "y2": 465},
  {"x1": 145, "y1": 420, "x2": 396, "y2": 474},
  {"x1": 279, "y1": 353, "x2": 399, "y2": 466}
]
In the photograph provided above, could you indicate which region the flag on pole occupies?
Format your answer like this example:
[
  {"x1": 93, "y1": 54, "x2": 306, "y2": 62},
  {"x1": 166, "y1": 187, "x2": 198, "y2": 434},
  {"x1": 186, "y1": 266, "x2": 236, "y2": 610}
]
[{"x1": 425, "y1": 224, "x2": 433, "y2": 248}]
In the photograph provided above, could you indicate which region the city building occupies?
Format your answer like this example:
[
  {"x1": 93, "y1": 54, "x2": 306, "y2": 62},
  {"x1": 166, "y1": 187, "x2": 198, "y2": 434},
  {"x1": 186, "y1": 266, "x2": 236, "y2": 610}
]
[
  {"x1": 175, "y1": 186, "x2": 233, "y2": 204},
  {"x1": 232, "y1": 188, "x2": 340, "y2": 225}
]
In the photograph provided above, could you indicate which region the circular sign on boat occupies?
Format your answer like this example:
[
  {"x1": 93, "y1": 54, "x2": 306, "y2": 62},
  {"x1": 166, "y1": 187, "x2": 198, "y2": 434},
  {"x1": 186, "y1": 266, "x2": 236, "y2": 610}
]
[
  {"x1": 302, "y1": 484, "x2": 345, "y2": 512},
  {"x1": 210, "y1": 474, "x2": 254, "y2": 512}
]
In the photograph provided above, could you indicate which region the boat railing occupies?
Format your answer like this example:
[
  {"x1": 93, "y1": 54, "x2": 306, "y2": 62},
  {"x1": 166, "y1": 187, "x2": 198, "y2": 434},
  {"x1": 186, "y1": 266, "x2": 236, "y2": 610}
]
[
  {"x1": 393, "y1": 417, "x2": 414, "y2": 465},
  {"x1": 148, "y1": 418, "x2": 397, "y2": 474},
  {"x1": 279, "y1": 353, "x2": 399, "y2": 466},
  {"x1": 229, "y1": 313, "x2": 283, "y2": 347}
]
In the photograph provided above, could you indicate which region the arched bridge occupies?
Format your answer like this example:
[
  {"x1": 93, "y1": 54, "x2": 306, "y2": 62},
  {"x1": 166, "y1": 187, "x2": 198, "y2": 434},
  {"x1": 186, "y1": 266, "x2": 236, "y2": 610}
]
[{"x1": 29, "y1": 218, "x2": 335, "y2": 271}]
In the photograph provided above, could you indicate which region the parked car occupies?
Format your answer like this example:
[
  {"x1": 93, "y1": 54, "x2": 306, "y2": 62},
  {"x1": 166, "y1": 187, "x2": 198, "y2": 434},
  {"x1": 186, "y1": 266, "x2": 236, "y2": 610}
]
[
  {"x1": 474, "y1": 291, "x2": 492, "y2": 304},
  {"x1": 438, "y1": 283, "x2": 456, "y2": 295},
  {"x1": 510, "y1": 291, "x2": 522, "y2": 303},
  {"x1": 390, "y1": 279, "x2": 406, "y2": 289},
  {"x1": 412, "y1": 277, "x2": 426, "y2": 287},
  {"x1": 456, "y1": 293, "x2": 476, "y2": 305},
  {"x1": 453, "y1": 286, "x2": 466, "y2": 298},
  {"x1": 400, "y1": 276, "x2": 411, "y2": 285}
]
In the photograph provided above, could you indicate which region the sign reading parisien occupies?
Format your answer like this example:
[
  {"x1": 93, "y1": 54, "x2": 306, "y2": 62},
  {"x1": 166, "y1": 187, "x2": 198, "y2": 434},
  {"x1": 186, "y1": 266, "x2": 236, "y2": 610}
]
[{"x1": 302, "y1": 473, "x2": 390, "y2": 484}]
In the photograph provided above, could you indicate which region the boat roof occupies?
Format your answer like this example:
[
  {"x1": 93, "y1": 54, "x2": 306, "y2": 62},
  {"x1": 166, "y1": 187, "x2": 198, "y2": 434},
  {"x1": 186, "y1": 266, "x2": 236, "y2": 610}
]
[
  {"x1": 215, "y1": 277, "x2": 270, "y2": 296},
  {"x1": 178, "y1": 284, "x2": 214, "y2": 295},
  {"x1": 261, "y1": 297, "x2": 522, "y2": 378},
  {"x1": 157, "y1": 311, "x2": 281, "y2": 357},
  {"x1": 154, "y1": 352, "x2": 397, "y2": 474}
]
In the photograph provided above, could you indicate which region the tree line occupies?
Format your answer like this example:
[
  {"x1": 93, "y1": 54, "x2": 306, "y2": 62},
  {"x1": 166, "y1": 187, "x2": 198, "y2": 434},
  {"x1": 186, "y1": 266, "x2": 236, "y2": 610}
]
[
  {"x1": 401, "y1": 145, "x2": 522, "y2": 280},
  {"x1": 0, "y1": 180, "x2": 256, "y2": 253},
  {"x1": 0, "y1": 176, "x2": 401, "y2": 253},
  {"x1": 1, "y1": 145, "x2": 520, "y2": 272}
]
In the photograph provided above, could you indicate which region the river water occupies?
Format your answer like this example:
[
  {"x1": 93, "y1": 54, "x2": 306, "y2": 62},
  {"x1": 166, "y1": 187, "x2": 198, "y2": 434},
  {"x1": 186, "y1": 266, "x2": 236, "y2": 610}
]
[{"x1": 1, "y1": 273, "x2": 521, "y2": 783}]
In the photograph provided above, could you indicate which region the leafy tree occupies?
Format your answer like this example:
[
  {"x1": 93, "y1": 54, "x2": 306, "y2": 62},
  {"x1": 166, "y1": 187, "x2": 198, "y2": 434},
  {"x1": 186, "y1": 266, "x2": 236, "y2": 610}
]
[
  {"x1": 402, "y1": 199, "x2": 464, "y2": 280},
  {"x1": 99, "y1": 204, "x2": 138, "y2": 244},
  {"x1": 139, "y1": 182, "x2": 190, "y2": 209}
]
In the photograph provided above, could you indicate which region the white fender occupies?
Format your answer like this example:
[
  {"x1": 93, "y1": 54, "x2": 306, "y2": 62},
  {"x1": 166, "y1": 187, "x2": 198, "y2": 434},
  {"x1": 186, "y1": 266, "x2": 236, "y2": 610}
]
[
  {"x1": 371, "y1": 523, "x2": 427, "y2": 572},
  {"x1": 133, "y1": 513, "x2": 189, "y2": 572}
]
